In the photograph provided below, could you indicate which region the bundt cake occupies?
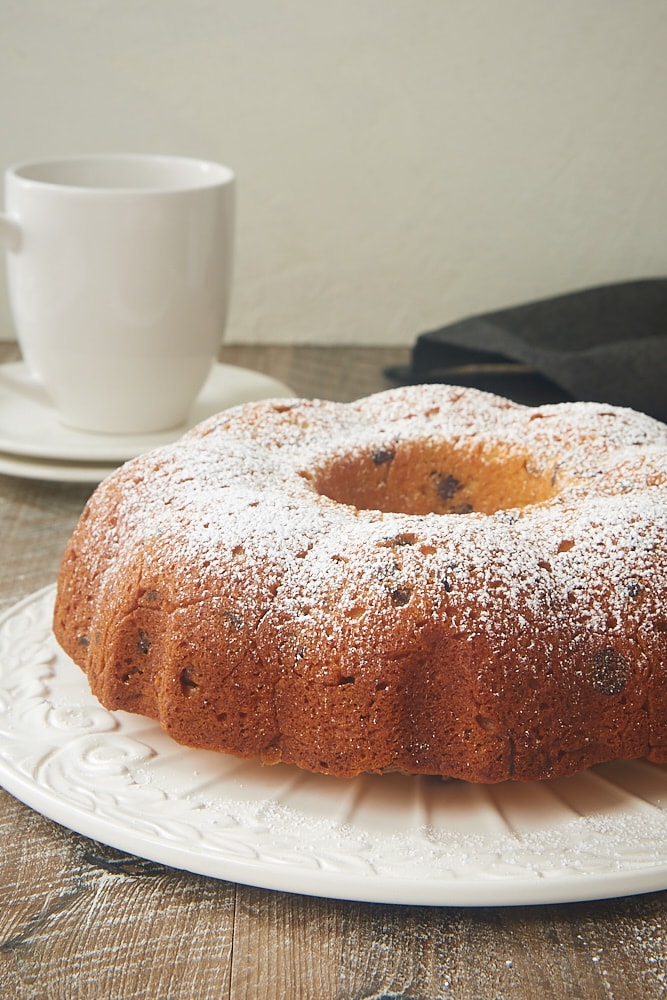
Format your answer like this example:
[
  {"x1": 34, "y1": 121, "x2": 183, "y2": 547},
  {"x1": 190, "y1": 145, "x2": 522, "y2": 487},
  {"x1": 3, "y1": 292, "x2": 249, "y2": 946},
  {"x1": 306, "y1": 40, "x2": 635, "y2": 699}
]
[{"x1": 53, "y1": 384, "x2": 667, "y2": 782}]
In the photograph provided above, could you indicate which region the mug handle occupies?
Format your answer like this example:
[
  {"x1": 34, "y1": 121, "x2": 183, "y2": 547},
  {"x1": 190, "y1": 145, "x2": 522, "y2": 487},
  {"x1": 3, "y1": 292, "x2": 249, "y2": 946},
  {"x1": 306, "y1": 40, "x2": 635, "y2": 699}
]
[
  {"x1": 0, "y1": 213, "x2": 21, "y2": 252},
  {"x1": 0, "y1": 215, "x2": 40, "y2": 398}
]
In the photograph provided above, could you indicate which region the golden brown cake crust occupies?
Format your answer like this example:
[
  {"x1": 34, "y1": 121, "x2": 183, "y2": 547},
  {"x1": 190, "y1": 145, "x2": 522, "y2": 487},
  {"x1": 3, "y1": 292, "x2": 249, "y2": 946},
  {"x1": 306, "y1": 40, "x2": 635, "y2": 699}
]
[{"x1": 53, "y1": 385, "x2": 667, "y2": 782}]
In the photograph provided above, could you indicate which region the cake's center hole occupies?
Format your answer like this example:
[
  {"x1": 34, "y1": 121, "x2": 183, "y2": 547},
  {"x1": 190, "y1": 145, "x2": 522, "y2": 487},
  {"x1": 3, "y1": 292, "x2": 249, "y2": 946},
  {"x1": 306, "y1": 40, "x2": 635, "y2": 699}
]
[{"x1": 310, "y1": 440, "x2": 558, "y2": 515}]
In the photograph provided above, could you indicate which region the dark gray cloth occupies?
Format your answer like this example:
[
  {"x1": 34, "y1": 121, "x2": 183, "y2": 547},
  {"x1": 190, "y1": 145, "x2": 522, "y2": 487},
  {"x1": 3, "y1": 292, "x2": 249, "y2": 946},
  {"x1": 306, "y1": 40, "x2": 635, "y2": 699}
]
[{"x1": 387, "y1": 279, "x2": 667, "y2": 422}]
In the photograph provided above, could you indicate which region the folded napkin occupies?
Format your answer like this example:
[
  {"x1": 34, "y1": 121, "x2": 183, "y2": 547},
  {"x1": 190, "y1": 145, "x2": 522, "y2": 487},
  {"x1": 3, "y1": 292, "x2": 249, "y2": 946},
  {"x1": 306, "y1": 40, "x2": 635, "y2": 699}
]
[{"x1": 386, "y1": 279, "x2": 667, "y2": 422}]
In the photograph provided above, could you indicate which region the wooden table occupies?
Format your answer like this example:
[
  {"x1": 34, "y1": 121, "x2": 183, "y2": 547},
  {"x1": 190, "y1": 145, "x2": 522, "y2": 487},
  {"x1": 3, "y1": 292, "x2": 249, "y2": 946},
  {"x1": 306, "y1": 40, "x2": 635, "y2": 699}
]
[{"x1": 1, "y1": 341, "x2": 666, "y2": 999}]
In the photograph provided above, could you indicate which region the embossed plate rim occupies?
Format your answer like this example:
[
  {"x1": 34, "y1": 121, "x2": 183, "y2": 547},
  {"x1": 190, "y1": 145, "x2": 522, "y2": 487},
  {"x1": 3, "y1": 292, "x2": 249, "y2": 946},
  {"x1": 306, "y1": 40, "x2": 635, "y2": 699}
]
[{"x1": 2, "y1": 586, "x2": 667, "y2": 906}]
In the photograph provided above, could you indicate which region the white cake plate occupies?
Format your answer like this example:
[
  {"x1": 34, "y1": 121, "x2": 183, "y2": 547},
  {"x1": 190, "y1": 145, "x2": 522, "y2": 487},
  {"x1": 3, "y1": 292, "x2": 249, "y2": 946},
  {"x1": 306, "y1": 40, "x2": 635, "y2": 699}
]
[{"x1": 2, "y1": 586, "x2": 667, "y2": 906}]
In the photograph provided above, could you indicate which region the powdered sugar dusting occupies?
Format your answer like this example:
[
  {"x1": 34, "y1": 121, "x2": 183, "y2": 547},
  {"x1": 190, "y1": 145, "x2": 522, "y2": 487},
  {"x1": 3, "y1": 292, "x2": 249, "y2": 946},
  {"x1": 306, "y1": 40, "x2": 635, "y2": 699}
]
[
  {"x1": 57, "y1": 384, "x2": 667, "y2": 781},
  {"x1": 103, "y1": 385, "x2": 666, "y2": 639}
]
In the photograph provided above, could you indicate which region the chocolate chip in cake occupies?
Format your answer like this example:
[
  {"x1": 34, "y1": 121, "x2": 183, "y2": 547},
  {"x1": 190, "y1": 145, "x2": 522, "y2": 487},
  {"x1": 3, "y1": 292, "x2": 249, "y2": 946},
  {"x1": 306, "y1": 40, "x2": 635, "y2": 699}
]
[
  {"x1": 372, "y1": 447, "x2": 395, "y2": 465},
  {"x1": 436, "y1": 474, "x2": 462, "y2": 501},
  {"x1": 137, "y1": 631, "x2": 151, "y2": 654},
  {"x1": 591, "y1": 648, "x2": 630, "y2": 695},
  {"x1": 223, "y1": 610, "x2": 244, "y2": 631},
  {"x1": 390, "y1": 587, "x2": 411, "y2": 606},
  {"x1": 180, "y1": 666, "x2": 200, "y2": 697}
]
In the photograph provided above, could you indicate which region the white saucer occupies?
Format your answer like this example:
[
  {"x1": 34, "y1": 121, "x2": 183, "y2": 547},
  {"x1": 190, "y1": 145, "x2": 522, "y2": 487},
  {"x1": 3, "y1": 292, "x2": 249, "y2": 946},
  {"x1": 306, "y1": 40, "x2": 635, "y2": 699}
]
[
  {"x1": 0, "y1": 450, "x2": 117, "y2": 484},
  {"x1": 0, "y1": 362, "x2": 295, "y2": 464}
]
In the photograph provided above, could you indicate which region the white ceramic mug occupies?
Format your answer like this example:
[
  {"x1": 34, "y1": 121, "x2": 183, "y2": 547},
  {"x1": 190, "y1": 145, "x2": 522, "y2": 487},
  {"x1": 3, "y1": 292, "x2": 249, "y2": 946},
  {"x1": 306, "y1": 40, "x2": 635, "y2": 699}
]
[{"x1": 0, "y1": 153, "x2": 235, "y2": 434}]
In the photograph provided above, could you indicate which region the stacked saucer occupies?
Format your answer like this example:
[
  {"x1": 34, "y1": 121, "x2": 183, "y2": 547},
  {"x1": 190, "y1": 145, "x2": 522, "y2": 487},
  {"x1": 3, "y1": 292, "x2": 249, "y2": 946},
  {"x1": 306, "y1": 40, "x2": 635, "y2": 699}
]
[{"x1": 0, "y1": 362, "x2": 295, "y2": 483}]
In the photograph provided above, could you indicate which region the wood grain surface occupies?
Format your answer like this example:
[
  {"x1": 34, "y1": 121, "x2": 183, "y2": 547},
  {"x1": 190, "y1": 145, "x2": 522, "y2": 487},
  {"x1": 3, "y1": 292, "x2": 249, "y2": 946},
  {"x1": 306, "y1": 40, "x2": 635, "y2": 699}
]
[{"x1": 1, "y1": 341, "x2": 667, "y2": 1000}]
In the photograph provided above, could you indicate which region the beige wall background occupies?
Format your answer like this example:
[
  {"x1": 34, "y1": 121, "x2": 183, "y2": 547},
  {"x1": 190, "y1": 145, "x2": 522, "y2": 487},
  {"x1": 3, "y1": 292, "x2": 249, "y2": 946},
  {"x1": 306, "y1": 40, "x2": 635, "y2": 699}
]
[{"x1": 1, "y1": 0, "x2": 666, "y2": 346}]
